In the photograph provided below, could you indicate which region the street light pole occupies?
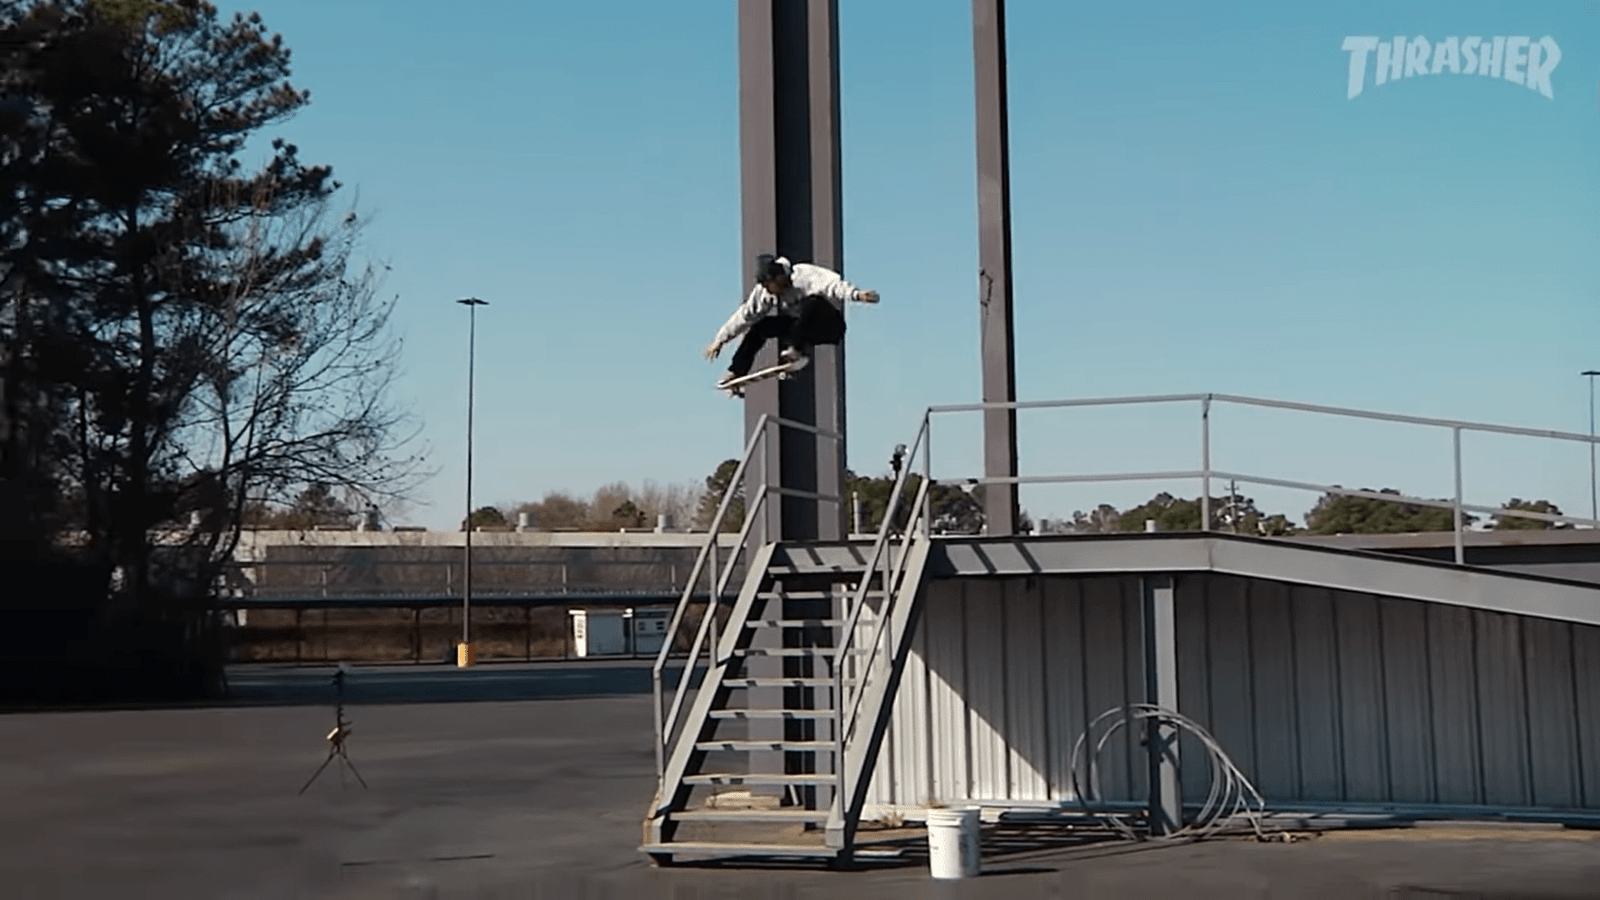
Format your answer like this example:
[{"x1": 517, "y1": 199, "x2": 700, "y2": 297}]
[
  {"x1": 1585, "y1": 371, "x2": 1599, "y2": 523},
  {"x1": 459, "y1": 298, "x2": 488, "y2": 667}
]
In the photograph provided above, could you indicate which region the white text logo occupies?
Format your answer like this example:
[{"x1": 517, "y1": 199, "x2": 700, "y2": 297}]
[{"x1": 1342, "y1": 36, "x2": 1560, "y2": 100}]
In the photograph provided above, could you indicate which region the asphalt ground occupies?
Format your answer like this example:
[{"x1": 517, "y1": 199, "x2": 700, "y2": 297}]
[{"x1": 3, "y1": 660, "x2": 1599, "y2": 899}]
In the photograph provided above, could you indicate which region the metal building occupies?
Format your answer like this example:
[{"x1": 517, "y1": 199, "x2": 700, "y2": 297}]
[
  {"x1": 863, "y1": 539, "x2": 1600, "y2": 819},
  {"x1": 640, "y1": 396, "x2": 1600, "y2": 865}
]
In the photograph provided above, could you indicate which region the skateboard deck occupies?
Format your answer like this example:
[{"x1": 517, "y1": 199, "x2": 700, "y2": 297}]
[{"x1": 717, "y1": 360, "x2": 802, "y2": 392}]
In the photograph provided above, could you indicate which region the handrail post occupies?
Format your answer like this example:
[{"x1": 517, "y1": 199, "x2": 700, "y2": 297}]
[
  {"x1": 653, "y1": 669, "x2": 665, "y2": 777},
  {"x1": 1200, "y1": 395, "x2": 1212, "y2": 532},
  {"x1": 761, "y1": 417, "x2": 770, "y2": 544},
  {"x1": 707, "y1": 533, "x2": 719, "y2": 674},
  {"x1": 709, "y1": 606, "x2": 718, "y2": 666},
  {"x1": 1453, "y1": 426, "x2": 1465, "y2": 565},
  {"x1": 922, "y1": 412, "x2": 932, "y2": 537}
]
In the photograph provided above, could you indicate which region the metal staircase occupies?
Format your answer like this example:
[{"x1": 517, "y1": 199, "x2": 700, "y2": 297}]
[
  {"x1": 641, "y1": 414, "x2": 935, "y2": 865},
  {"x1": 636, "y1": 393, "x2": 1600, "y2": 865}
]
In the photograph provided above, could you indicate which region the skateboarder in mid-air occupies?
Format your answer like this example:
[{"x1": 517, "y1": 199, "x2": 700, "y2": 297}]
[{"x1": 703, "y1": 254, "x2": 879, "y2": 396}]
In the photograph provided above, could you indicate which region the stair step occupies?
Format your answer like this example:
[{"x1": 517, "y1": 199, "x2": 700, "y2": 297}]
[
  {"x1": 708, "y1": 709, "x2": 836, "y2": 719},
  {"x1": 641, "y1": 841, "x2": 838, "y2": 859},
  {"x1": 759, "y1": 590, "x2": 835, "y2": 600},
  {"x1": 672, "y1": 808, "x2": 830, "y2": 823},
  {"x1": 732, "y1": 647, "x2": 839, "y2": 657},
  {"x1": 683, "y1": 772, "x2": 837, "y2": 785},
  {"x1": 745, "y1": 619, "x2": 846, "y2": 628},
  {"x1": 768, "y1": 563, "x2": 869, "y2": 574},
  {"x1": 722, "y1": 678, "x2": 843, "y2": 688},
  {"x1": 695, "y1": 740, "x2": 836, "y2": 752}
]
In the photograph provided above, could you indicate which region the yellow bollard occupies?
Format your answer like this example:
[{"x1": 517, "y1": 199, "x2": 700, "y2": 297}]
[{"x1": 456, "y1": 642, "x2": 476, "y2": 668}]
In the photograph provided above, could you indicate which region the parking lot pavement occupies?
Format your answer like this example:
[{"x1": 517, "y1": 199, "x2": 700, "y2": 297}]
[{"x1": 3, "y1": 662, "x2": 1598, "y2": 899}]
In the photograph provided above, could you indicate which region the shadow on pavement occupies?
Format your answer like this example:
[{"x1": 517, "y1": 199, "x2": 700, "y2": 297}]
[{"x1": 668, "y1": 824, "x2": 1144, "y2": 873}]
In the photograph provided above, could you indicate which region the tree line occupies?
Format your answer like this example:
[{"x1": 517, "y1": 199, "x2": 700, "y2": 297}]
[
  {"x1": 447, "y1": 462, "x2": 993, "y2": 536},
  {"x1": 1046, "y1": 489, "x2": 1572, "y2": 536},
  {"x1": 474, "y1": 469, "x2": 1574, "y2": 538},
  {"x1": 257, "y1": 459, "x2": 1579, "y2": 539}
]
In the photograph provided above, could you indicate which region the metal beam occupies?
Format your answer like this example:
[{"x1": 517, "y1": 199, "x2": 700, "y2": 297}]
[
  {"x1": 973, "y1": 0, "x2": 1019, "y2": 536},
  {"x1": 1141, "y1": 576, "x2": 1181, "y2": 835},
  {"x1": 738, "y1": 0, "x2": 847, "y2": 797},
  {"x1": 739, "y1": 0, "x2": 846, "y2": 545}
]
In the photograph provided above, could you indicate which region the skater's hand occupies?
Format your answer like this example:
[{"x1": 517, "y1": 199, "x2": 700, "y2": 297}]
[
  {"x1": 854, "y1": 290, "x2": 879, "y2": 304},
  {"x1": 703, "y1": 340, "x2": 724, "y2": 361}
]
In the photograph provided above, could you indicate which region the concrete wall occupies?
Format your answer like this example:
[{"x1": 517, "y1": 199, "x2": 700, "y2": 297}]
[{"x1": 862, "y1": 571, "x2": 1600, "y2": 817}]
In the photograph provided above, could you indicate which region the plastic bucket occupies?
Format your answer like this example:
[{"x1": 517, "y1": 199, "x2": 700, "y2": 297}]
[{"x1": 925, "y1": 807, "x2": 981, "y2": 879}]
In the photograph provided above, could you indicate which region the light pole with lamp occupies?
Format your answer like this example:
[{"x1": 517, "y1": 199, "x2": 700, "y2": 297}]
[
  {"x1": 458, "y1": 298, "x2": 488, "y2": 667},
  {"x1": 1585, "y1": 370, "x2": 1599, "y2": 524}
]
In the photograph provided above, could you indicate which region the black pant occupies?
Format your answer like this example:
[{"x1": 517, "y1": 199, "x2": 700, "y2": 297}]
[{"x1": 727, "y1": 295, "x2": 845, "y2": 376}]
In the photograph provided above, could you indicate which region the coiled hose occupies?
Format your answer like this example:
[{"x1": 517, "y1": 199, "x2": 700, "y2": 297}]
[{"x1": 1068, "y1": 704, "x2": 1268, "y2": 842}]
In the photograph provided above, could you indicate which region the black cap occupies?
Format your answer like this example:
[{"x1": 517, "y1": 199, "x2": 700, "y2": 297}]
[{"x1": 755, "y1": 254, "x2": 789, "y2": 283}]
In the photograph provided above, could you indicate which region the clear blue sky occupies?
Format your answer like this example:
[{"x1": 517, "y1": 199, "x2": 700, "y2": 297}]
[{"x1": 224, "y1": 0, "x2": 1599, "y2": 529}]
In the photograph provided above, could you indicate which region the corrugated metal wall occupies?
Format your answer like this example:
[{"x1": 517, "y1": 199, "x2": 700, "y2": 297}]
[
  {"x1": 1179, "y1": 574, "x2": 1600, "y2": 810},
  {"x1": 862, "y1": 572, "x2": 1600, "y2": 815},
  {"x1": 866, "y1": 575, "x2": 1147, "y2": 810}
]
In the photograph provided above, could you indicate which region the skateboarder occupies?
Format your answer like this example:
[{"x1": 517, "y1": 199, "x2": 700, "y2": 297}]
[{"x1": 703, "y1": 254, "x2": 879, "y2": 394}]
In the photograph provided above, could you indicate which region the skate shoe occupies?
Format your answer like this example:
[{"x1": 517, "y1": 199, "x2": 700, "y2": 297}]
[{"x1": 779, "y1": 348, "x2": 810, "y2": 372}]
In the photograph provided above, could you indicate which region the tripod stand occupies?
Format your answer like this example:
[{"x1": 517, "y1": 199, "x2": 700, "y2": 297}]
[{"x1": 299, "y1": 667, "x2": 369, "y2": 795}]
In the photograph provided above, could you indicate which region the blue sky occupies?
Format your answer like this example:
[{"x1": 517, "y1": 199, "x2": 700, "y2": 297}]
[{"x1": 225, "y1": 0, "x2": 1599, "y2": 529}]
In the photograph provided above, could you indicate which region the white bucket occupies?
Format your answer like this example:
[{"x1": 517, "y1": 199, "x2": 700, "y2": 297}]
[{"x1": 925, "y1": 806, "x2": 981, "y2": 880}]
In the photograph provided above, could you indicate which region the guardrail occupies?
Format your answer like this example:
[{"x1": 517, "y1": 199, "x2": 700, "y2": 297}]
[
  {"x1": 922, "y1": 392, "x2": 1600, "y2": 564},
  {"x1": 832, "y1": 410, "x2": 933, "y2": 824}
]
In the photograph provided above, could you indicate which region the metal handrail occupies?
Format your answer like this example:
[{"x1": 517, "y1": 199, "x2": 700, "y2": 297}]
[
  {"x1": 928, "y1": 392, "x2": 1600, "y2": 445},
  {"x1": 652, "y1": 416, "x2": 765, "y2": 778},
  {"x1": 656, "y1": 486, "x2": 772, "y2": 780},
  {"x1": 650, "y1": 412, "x2": 845, "y2": 782},
  {"x1": 841, "y1": 475, "x2": 931, "y2": 745},
  {"x1": 921, "y1": 393, "x2": 1600, "y2": 566},
  {"x1": 831, "y1": 413, "x2": 934, "y2": 816}
]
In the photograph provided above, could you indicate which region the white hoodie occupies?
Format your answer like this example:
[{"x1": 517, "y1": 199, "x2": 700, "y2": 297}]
[{"x1": 713, "y1": 262, "x2": 860, "y2": 348}]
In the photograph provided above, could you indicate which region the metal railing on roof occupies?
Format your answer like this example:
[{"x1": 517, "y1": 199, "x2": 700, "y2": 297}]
[{"x1": 921, "y1": 392, "x2": 1600, "y2": 565}]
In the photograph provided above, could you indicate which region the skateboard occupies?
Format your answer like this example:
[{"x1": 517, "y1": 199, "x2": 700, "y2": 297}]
[{"x1": 716, "y1": 359, "x2": 804, "y2": 393}]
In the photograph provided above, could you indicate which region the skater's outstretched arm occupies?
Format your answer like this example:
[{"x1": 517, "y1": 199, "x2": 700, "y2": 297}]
[
  {"x1": 790, "y1": 263, "x2": 878, "y2": 306},
  {"x1": 705, "y1": 284, "x2": 774, "y2": 360}
]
